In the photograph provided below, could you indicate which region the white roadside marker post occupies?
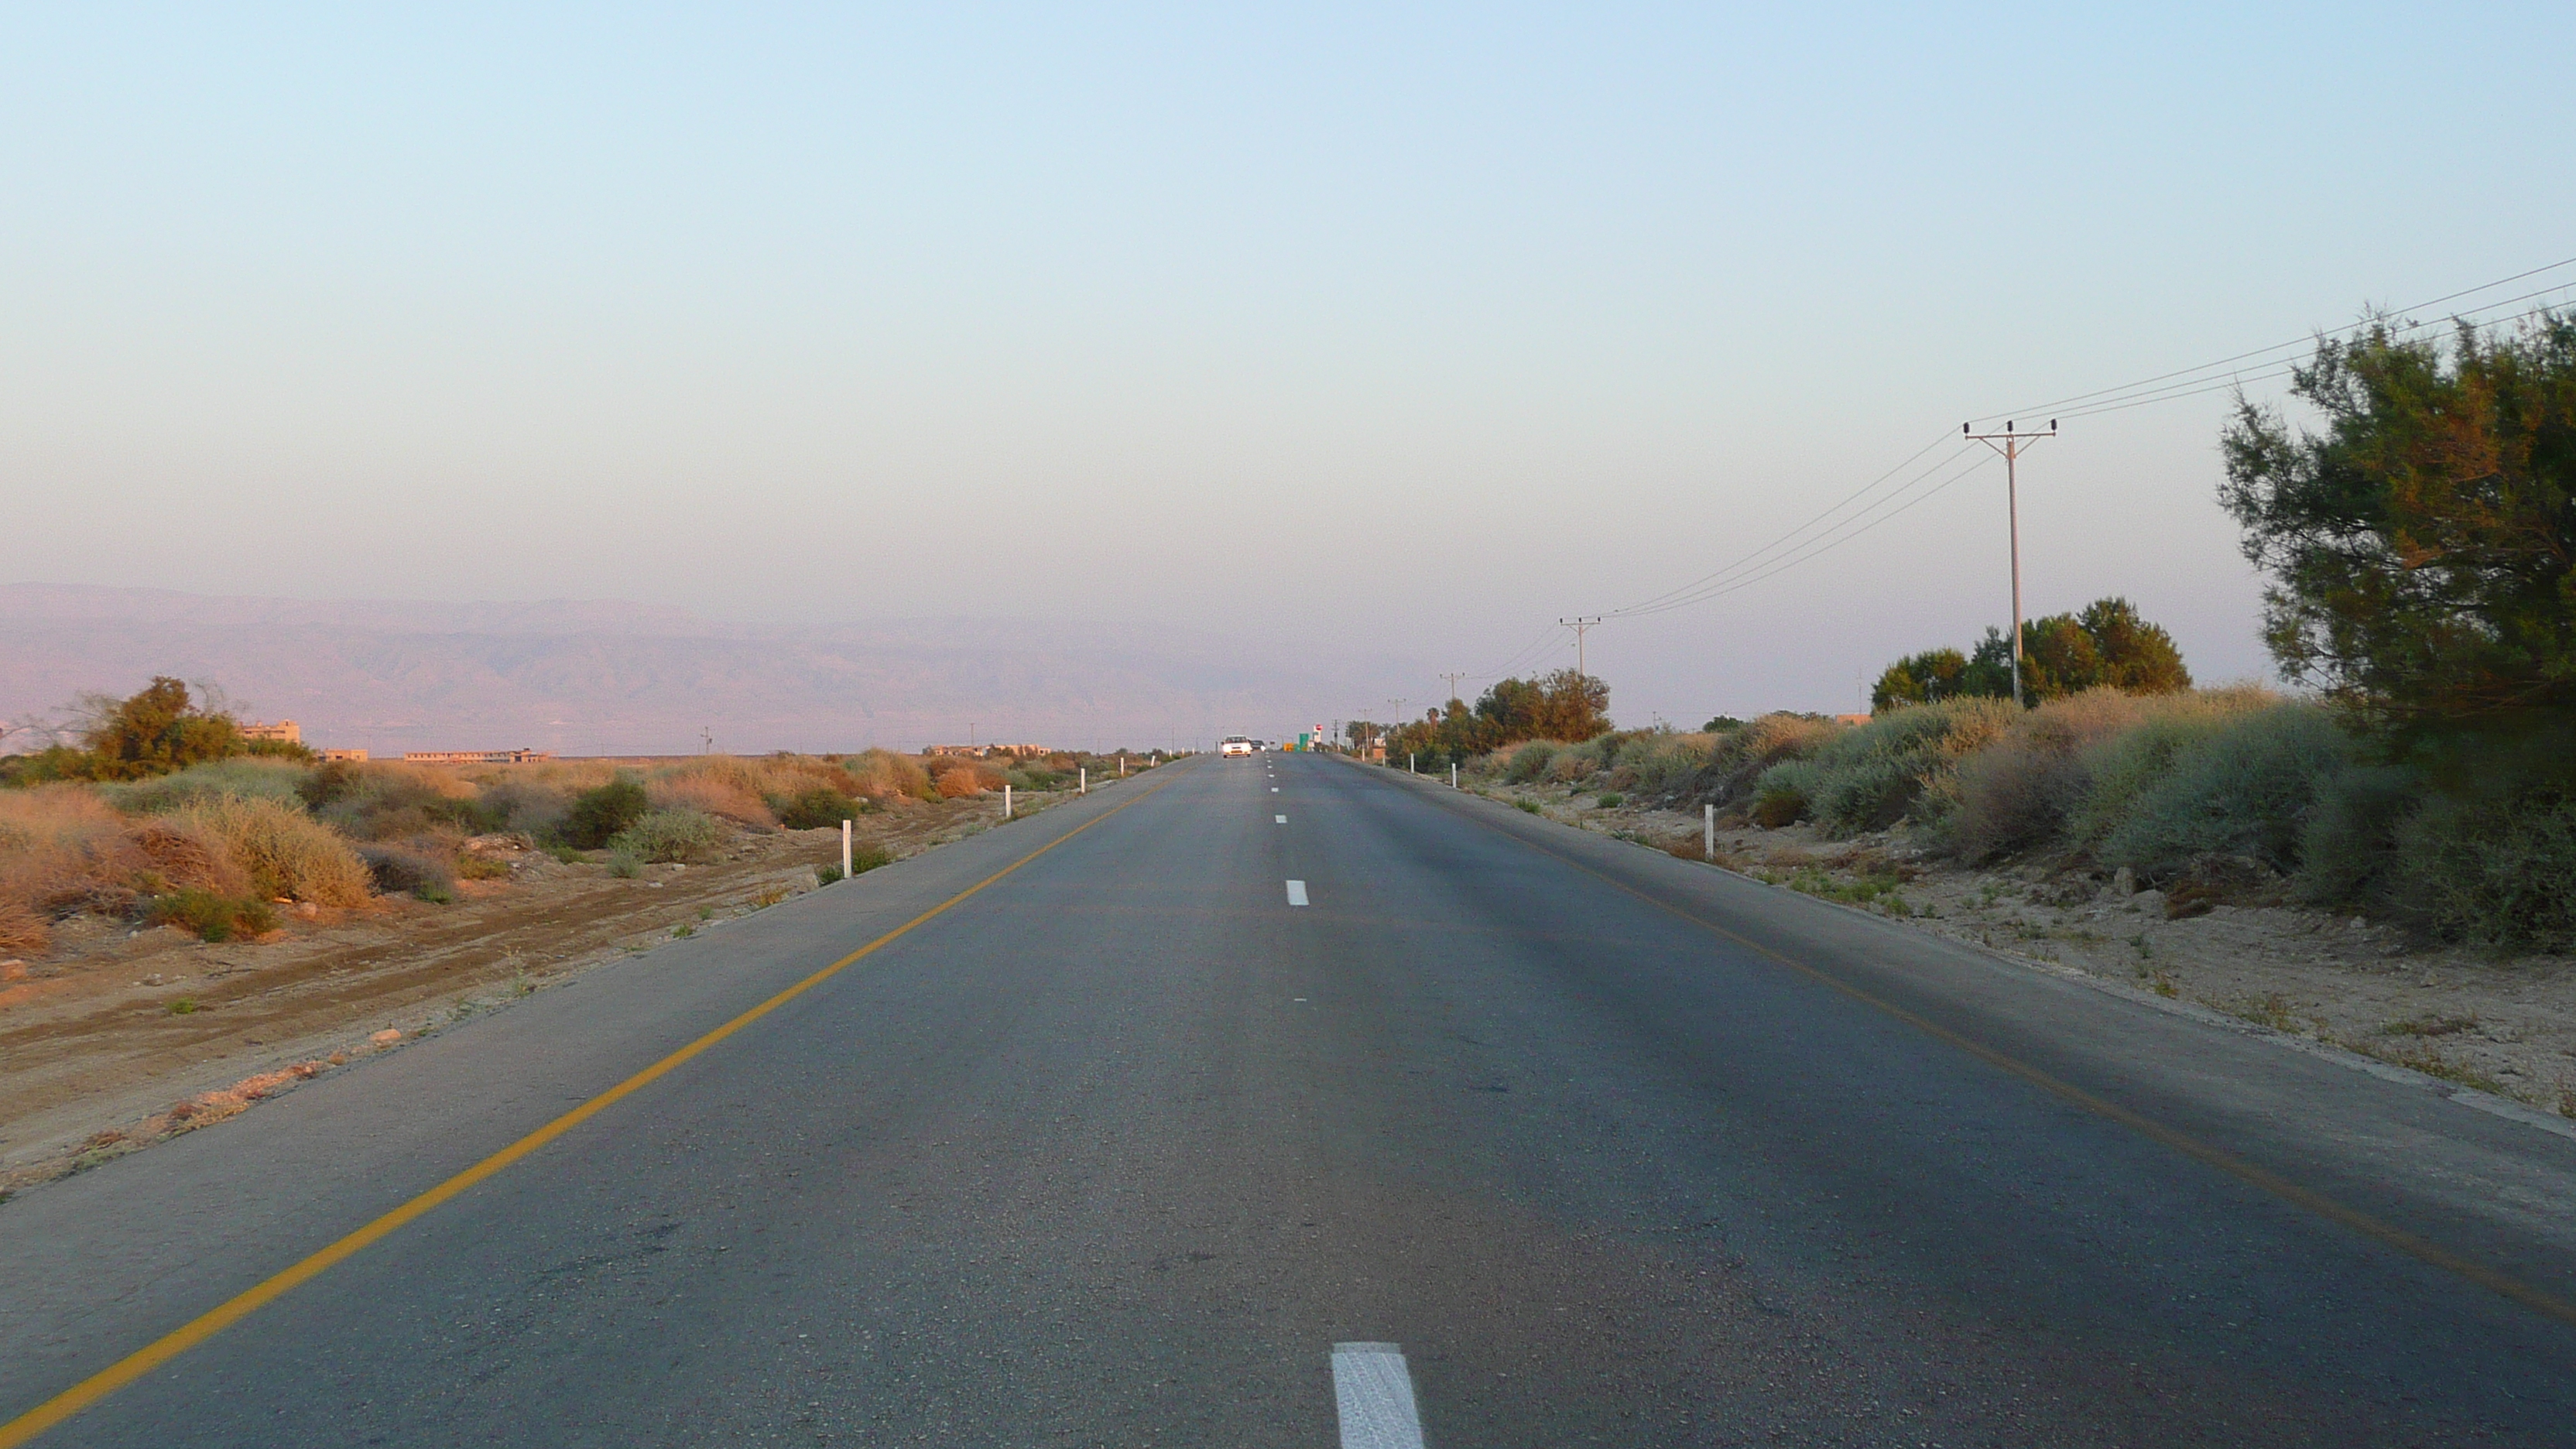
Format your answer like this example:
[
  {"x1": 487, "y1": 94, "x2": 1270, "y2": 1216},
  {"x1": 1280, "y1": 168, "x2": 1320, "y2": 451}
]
[
  {"x1": 1704, "y1": 803, "x2": 1715, "y2": 862},
  {"x1": 1450, "y1": 762, "x2": 1458, "y2": 790},
  {"x1": 1004, "y1": 783, "x2": 1013, "y2": 819},
  {"x1": 1408, "y1": 752, "x2": 1414, "y2": 773},
  {"x1": 1079, "y1": 766, "x2": 1087, "y2": 795},
  {"x1": 841, "y1": 820, "x2": 852, "y2": 879}
]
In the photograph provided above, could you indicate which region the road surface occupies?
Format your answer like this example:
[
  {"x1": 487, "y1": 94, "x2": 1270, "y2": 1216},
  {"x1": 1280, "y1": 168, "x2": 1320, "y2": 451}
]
[{"x1": 3, "y1": 752, "x2": 2573, "y2": 1446}]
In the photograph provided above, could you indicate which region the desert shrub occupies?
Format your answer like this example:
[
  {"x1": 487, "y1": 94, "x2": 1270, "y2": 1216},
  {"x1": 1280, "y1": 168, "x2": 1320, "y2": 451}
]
[
  {"x1": 815, "y1": 862, "x2": 844, "y2": 885},
  {"x1": 844, "y1": 749, "x2": 932, "y2": 801},
  {"x1": 934, "y1": 769, "x2": 986, "y2": 800},
  {"x1": 1546, "y1": 751, "x2": 1595, "y2": 785},
  {"x1": 2098, "y1": 704, "x2": 2355, "y2": 882},
  {"x1": 1679, "y1": 713, "x2": 1845, "y2": 812},
  {"x1": 2293, "y1": 763, "x2": 2424, "y2": 909},
  {"x1": 1751, "y1": 760, "x2": 1821, "y2": 827},
  {"x1": 608, "y1": 807, "x2": 727, "y2": 864},
  {"x1": 1503, "y1": 742, "x2": 1558, "y2": 784},
  {"x1": 2061, "y1": 687, "x2": 2280, "y2": 850},
  {"x1": 0, "y1": 785, "x2": 134, "y2": 923},
  {"x1": 1943, "y1": 690, "x2": 2156, "y2": 862},
  {"x1": 108, "y1": 761, "x2": 300, "y2": 814},
  {"x1": 851, "y1": 843, "x2": 893, "y2": 874},
  {"x1": 176, "y1": 796, "x2": 372, "y2": 904},
  {"x1": 308, "y1": 763, "x2": 502, "y2": 841},
  {"x1": 475, "y1": 778, "x2": 573, "y2": 838},
  {"x1": 774, "y1": 786, "x2": 862, "y2": 830},
  {"x1": 1596, "y1": 793, "x2": 1625, "y2": 807},
  {"x1": 649, "y1": 772, "x2": 776, "y2": 827},
  {"x1": 1621, "y1": 733, "x2": 1714, "y2": 797},
  {"x1": 0, "y1": 899, "x2": 48, "y2": 953},
  {"x1": 104, "y1": 758, "x2": 313, "y2": 814},
  {"x1": 607, "y1": 854, "x2": 642, "y2": 879},
  {"x1": 359, "y1": 844, "x2": 453, "y2": 896},
  {"x1": 149, "y1": 887, "x2": 279, "y2": 942},
  {"x1": 560, "y1": 777, "x2": 652, "y2": 849},
  {"x1": 2389, "y1": 786, "x2": 2576, "y2": 951},
  {"x1": 1790, "y1": 700, "x2": 2019, "y2": 837},
  {"x1": 455, "y1": 851, "x2": 512, "y2": 881}
]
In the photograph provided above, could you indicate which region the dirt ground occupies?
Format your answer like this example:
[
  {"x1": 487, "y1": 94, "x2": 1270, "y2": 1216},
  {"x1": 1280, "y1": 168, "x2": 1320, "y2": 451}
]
[
  {"x1": 1466, "y1": 776, "x2": 2576, "y2": 1124},
  {"x1": 0, "y1": 789, "x2": 1084, "y2": 1195}
]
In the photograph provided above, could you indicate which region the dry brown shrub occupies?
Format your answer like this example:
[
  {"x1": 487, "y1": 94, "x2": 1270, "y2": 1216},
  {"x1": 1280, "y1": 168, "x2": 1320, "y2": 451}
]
[
  {"x1": 845, "y1": 750, "x2": 932, "y2": 801},
  {"x1": 176, "y1": 797, "x2": 372, "y2": 904},
  {"x1": 0, "y1": 899, "x2": 47, "y2": 954},
  {"x1": 649, "y1": 774, "x2": 778, "y2": 827},
  {"x1": 936, "y1": 769, "x2": 986, "y2": 799},
  {"x1": 131, "y1": 819, "x2": 253, "y2": 895}
]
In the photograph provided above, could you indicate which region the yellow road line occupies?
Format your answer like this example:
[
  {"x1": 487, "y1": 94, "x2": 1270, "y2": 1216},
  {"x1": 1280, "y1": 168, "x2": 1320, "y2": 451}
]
[
  {"x1": 1455, "y1": 796, "x2": 2576, "y2": 1330},
  {"x1": 0, "y1": 783, "x2": 1162, "y2": 1448}
]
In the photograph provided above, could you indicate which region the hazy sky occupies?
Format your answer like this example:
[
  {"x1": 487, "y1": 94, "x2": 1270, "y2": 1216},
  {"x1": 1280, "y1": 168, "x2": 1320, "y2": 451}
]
[{"x1": 6, "y1": 4, "x2": 2573, "y2": 733}]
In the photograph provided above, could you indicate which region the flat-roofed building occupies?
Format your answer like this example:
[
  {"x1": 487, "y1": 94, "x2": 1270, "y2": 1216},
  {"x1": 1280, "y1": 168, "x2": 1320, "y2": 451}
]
[{"x1": 402, "y1": 748, "x2": 553, "y2": 765}]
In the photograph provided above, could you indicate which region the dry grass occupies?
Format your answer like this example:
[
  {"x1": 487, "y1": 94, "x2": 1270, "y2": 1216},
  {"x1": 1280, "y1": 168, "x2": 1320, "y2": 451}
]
[
  {"x1": 649, "y1": 773, "x2": 778, "y2": 827},
  {"x1": 176, "y1": 796, "x2": 372, "y2": 905}
]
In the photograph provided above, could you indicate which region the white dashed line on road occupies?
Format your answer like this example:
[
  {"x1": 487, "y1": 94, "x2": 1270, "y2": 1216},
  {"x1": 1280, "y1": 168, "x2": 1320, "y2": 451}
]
[
  {"x1": 1331, "y1": 1342, "x2": 1425, "y2": 1449},
  {"x1": 1285, "y1": 880, "x2": 1308, "y2": 906},
  {"x1": 1276, "y1": 814, "x2": 1286, "y2": 824}
]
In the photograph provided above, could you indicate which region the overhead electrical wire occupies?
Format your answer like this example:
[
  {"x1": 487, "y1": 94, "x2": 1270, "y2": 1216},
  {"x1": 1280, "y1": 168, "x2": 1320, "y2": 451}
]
[{"x1": 1461, "y1": 254, "x2": 2576, "y2": 680}]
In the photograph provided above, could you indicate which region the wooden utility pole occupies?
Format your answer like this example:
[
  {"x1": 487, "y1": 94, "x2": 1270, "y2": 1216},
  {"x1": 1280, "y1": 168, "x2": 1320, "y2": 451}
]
[{"x1": 1961, "y1": 420, "x2": 2057, "y2": 707}]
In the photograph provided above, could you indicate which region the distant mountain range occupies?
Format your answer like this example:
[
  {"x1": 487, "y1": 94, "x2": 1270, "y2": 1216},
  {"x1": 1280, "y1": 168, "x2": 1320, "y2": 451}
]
[{"x1": 0, "y1": 584, "x2": 1413, "y2": 755}]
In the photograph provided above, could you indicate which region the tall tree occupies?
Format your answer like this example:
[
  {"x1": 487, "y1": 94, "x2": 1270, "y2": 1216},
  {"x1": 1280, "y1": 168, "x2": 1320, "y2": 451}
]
[{"x1": 2221, "y1": 313, "x2": 2576, "y2": 732}]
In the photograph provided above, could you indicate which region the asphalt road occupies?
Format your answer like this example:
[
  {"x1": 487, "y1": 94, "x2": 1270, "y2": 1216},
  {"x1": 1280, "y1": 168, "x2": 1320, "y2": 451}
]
[{"x1": 5, "y1": 752, "x2": 2575, "y2": 1446}]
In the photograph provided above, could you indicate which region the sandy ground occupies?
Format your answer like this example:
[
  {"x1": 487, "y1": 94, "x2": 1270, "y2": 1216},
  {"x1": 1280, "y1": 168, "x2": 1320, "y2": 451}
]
[
  {"x1": 0, "y1": 787, "x2": 1091, "y2": 1194},
  {"x1": 1463, "y1": 776, "x2": 2576, "y2": 1123}
]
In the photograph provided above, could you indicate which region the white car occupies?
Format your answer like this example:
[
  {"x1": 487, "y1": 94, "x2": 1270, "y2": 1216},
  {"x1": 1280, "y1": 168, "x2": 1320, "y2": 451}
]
[{"x1": 1219, "y1": 736, "x2": 1255, "y2": 758}]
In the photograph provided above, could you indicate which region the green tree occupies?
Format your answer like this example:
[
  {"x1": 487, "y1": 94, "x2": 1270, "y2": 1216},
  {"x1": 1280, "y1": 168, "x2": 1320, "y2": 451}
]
[
  {"x1": 2220, "y1": 313, "x2": 2576, "y2": 733},
  {"x1": 76, "y1": 677, "x2": 244, "y2": 781},
  {"x1": 1875, "y1": 600, "x2": 2188, "y2": 712},
  {"x1": 1871, "y1": 648, "x2": 1972, "y2": 711}
]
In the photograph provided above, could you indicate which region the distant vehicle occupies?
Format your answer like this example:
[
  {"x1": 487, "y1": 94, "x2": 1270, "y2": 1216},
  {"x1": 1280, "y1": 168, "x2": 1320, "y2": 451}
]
[{"x1": 1220, "y1": 736, "x2": 1255, "y2": 758}]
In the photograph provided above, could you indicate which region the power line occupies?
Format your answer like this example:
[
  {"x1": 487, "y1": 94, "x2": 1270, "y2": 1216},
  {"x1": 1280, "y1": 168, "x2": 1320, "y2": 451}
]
[{"x1": 1581, "y1": 255, "x2": 2576, "y2": 630}]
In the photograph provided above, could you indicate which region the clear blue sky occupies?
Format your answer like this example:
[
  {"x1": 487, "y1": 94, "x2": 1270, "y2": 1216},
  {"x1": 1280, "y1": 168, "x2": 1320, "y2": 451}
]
[{"x1": 5, "y1": 4, "x2": 2571, "y2": 729}]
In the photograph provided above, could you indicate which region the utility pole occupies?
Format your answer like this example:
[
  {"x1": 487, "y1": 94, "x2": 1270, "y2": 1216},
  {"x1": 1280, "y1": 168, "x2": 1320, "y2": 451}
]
[
  {"x1": 1961, "y1": 419, "x2": 2057, "y2": 708},
  {"x1": 1437, "y1": 673, "x2": 1468, "y2": 707},
  {"x1": 1558, "y1": 617, "x2": 1602, "y2": 680}
]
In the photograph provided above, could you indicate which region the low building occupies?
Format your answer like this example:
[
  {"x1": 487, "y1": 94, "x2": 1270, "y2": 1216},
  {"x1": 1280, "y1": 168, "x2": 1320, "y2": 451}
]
[
  {"x1": 319, "y1": 748, "x2": 369, "y2": 762},
  {"x1": 242, "y1": 720, "x2": 302, "y2": 745},
  {"x1": 402, "y1": 748, "x2": 553, "y2": 765}
]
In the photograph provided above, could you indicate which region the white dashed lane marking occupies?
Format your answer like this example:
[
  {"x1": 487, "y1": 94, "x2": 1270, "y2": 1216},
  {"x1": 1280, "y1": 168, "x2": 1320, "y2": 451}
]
[
  {"x1": 1276, "y1": 814, "x2": 1286, "y2": 824},
  {"x1": 1285, "y1": 880, "x2": 1309, "y2": 906},
  {"x1": 1331, "y1": 1342, "x2": 1425, "y2": 1449}
]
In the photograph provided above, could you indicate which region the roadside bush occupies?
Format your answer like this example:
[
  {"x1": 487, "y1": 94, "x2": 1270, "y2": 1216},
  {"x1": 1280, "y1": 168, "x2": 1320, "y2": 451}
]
[
  {"x1": 1620, "y1": 733, "x2": 1714, "y2": 797},
  {"x1": 149, "y1": 887, "x2": 279, "y2": 943},
  {"x1": 1943, "y1": 690, "x2": 2156, "y2": 862},
  {"x1": 1678, "y1": 713, "x2": 1845, "y2": 813},
  {"x1": 1546, "y1": 751, "x2": 1595, "y2": 785},
  {"x1": 773, "y1": 786, "x2": 862, "y2": 830},
  {"x1": 2060, "y1": 687, "x2": 2278, "y2": 851},
  {"x1": 851, "y1": 843, "x2": 893, "y2": 874},
  {"x1": 560, "y1": 778, "x2": 652, "y2": 849},
  {"x1": 360, "y1": 844, "x2": 454, "y2": 897},
  {"x1": 2293, "y1": 763, "x2": 2424, "y2": 909},
  {"x1": 310, "y1": 764, "x2": 504, "y2": 841},
  {"x1": 1751, "y1": 760, "x2": 1821, "y2": 827},
  {"x1": 844, "y1": 749, "x2": 933, "y2": 802},
  {"x1": 2098, "y1": 704, "x2": 2354, "y2": 882},
  {"x1": 608, "y1": 807, "x2": 727, "y2": 864},
  {"x1": 1503, "y1": 742, "x2": 1558, "y2": 784},
  {"x1": 474, "y1": 778, "x2": 573, "y2": 839},
  {"x1": 176, "y1": 796, "x2": 372, "y2": 904},
  {"x1": 650, "y1": 772, "x2": 776, "y2": 827},
  {"x1": 2390, "y1": 786, "x2": 2576, "y2": 951},
  {"x1": 104, "y1": 759, "x2": 312, "y2": 815},
  {"x1": 1781, "y1": 699, "x2": 2018, "y2": 837},
  {"x1": 933, "y1": 769, "x2": 987, "y2": 800}
]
